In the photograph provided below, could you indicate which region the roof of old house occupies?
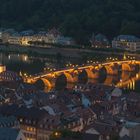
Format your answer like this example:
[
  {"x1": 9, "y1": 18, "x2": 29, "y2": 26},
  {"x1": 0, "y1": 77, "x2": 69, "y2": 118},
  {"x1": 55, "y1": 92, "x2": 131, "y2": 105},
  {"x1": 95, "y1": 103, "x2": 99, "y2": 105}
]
[
  {"x1": 114, "y1": 35, "x2": 140, "y2": 42},
  {"x1": 0, "y1": 115, "x2": 17, "y2": 127},
  {"x1": 0, "y1": 128, "x2": 20, "y2": 140},
  {"x1": 95, "y1": 33, "x2": 109, "y2": 42},
  {"x1": 14, "y1": 106, "x2": 48, "y2": 120},
  {"x1": 0, "y1": 104, "x2": 48, "y2": 120},
  {"x1": 83, "y1": 121, "x2": 117, "y2": 135},
  {"x1": 55, "y1": 133, "x2": 100, "y2": 140},
  {"x1": 0, "y1": 71, "x2": 23, "y2": 82},
  {"x1": 119, "y1": 135, "x2": 133, "y2": 140}
]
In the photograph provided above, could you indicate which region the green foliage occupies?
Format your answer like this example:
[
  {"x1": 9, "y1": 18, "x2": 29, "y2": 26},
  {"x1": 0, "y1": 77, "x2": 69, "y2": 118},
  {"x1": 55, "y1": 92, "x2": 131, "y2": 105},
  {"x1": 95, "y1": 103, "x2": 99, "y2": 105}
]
[
  {"x1": 110, "y1": 134, "x2": 119, "y2": 140},
  {"x1": 50, "y1": 129, "x2": 81, "y2": 140},
  {"x1": 0, "y1": 0, "x2": 140, "y2": 44}
]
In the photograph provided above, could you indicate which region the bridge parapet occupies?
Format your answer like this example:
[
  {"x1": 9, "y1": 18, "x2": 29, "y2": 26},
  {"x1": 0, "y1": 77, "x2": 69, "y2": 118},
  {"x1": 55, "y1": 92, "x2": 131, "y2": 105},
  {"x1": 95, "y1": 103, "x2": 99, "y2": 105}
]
[{"x1": 23, "y1": 59, "x2": 139, "y2": 90}]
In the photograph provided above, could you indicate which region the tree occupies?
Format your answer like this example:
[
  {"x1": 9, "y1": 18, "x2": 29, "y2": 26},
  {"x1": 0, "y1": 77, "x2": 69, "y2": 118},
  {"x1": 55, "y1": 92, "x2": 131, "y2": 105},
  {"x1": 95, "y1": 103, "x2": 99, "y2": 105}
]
[{"x1": 0, "y1": 0, "x2": 140, "y2": 44}]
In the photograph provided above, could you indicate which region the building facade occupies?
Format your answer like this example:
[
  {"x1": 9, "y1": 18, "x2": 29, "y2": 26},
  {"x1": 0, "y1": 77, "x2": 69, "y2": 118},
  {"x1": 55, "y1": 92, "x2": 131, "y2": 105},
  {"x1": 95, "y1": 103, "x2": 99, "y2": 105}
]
[{"x1": 112, "y1": 35, "x2": 140, "y2": 52}]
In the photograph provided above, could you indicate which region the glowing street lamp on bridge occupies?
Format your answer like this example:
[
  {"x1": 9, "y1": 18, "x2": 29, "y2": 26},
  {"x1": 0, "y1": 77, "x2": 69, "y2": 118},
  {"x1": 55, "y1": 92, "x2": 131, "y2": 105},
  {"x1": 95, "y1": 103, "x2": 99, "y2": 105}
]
[{"x1": 23, "y1": 59, "x2": 139, "y2": 90}]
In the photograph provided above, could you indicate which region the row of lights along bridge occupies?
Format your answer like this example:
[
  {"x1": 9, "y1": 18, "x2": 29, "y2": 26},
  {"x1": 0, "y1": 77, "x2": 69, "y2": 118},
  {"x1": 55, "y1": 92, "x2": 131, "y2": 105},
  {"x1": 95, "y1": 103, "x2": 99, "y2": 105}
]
[{"x1": 21, "y1": 55, "x2": 136, "y2": 78}]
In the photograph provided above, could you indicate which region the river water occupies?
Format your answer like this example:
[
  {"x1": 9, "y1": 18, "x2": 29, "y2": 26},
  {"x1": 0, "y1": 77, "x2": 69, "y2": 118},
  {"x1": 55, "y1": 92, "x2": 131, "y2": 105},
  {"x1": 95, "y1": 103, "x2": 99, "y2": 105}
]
[{"x1": 0, "y1": 52, "x2": 140, "y2": 93}]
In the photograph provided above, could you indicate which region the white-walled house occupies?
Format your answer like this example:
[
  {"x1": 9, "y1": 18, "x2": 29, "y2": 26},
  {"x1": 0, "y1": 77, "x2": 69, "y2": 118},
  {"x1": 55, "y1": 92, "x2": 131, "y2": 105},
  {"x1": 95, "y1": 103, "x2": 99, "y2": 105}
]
[
  {"x1": 90, "y1": 33, "x2": 110, "y2": 48},
  {"x1": 119, "y1": 122, "x2": 140, "y2": 140},
  {"x1": 112, "y1": 35, "x2": 140, "y2": 52},
  {"x1": 111, "y1": 87, "x2": 122, "y2": 98},
  {"x1": 56, "y1": 36, "x2": 75, "y2": 45}
]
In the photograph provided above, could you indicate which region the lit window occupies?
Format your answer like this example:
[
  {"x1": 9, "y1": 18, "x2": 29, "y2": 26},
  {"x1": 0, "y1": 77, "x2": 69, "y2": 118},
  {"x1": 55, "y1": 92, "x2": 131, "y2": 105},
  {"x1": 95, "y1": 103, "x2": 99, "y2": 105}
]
[{"x1": 20, "y1": 118, "x2": 23, "y2": 122}]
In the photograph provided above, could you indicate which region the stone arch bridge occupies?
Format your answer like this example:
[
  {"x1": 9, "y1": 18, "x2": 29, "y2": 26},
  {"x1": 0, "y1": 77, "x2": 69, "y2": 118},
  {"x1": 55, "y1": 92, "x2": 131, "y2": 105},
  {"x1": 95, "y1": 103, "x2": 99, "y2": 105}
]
[{"x1": 24, "y1": 60, "x2": 140, "y2": 89}]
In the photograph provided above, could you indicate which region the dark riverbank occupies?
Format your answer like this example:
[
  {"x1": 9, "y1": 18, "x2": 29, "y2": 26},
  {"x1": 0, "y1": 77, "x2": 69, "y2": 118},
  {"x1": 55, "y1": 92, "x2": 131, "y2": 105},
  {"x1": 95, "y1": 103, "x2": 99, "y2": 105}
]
[
  {"x1": 0, "y1": 44, "x2": 81, "y2": 59},
  {"x1": 0, "y1": 44, "x2": 139, "y2": 62}
]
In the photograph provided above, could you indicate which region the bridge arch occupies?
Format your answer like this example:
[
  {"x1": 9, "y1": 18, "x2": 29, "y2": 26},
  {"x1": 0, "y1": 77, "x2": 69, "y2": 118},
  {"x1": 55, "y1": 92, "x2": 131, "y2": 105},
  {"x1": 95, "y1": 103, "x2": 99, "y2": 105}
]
[
  {"x1": 122, "y1": 63, "x2": 133, "y2": 71},
  {"x1": 84, "y1": 69, "x2": 97, "y2": 79},
  {"x1": 41, "y1": 78, "x2": 53, "y2": 87},
  {"x1": 63, "y1": 72, "x2": 75, "y2": 83},
  {"x1": 78, "y1": 68, "x2": 100, "y2": 80},
  {"x1": 33, "y1": 73, "x2": 77, "y2": 91},
  {"x1": 55, "y1": 73, "x2": 76, "y2": 90},
  {"x1": 24, "y1": 60, "x2": 140, "y2": 91},
  {"x1": 103, "y1": 75, "x2": 114, "y2": 85},
  {"x1": 103, "y1": 65, "x2": 114, "y2": 75},
  {"x1": 100, "y1": 65, "x2": 118, "y2": 75},
  {"x1": 121, "y1": 71, "x2": 131, "y2": 81},
  {"x1": 55, "y1": 72, "x2": 77, "y2": 83},
  {"x1": 34, "y1": 78, "x2": 54, "y2": 90}
]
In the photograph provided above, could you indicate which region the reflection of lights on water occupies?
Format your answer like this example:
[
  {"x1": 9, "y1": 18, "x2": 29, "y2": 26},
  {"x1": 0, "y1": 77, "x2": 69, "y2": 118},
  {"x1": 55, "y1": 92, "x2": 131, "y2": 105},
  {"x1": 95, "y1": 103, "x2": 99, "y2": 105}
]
[
  {"x1": 44, "y1": 86, "x2": 52, "y2": 93},
  {"x1": 19, "y1": 71, "x2": 22, "y2": 76},
  {"x1": 24, "y1": 55, "x2": 28, "y2": 62},
  {"x1": 132, "y1": 79, "x2": 135, "y2": 90},
  {"x1": 126, "y1": 79, "x2": 135, "y2": 90},
  {"x1": 8, "y1": 55, "x2": 11, "y2": 60},
  {"x1": 24, "y1": 73, "x2": 27, "y2": 76},
  {"x1": 136, "y1": 74, "x2": 139, "y2": 79},
  {"x1": 107, "y1": 72, "x2": 140, "y2": 91}
]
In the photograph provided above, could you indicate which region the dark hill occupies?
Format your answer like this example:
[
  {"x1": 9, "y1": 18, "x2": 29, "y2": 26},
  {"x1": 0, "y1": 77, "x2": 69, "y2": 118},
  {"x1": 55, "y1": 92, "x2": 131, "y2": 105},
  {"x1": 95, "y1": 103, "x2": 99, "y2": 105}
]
[{"x1": 0, "y1": 0, "x2": 140, "y2": 44}]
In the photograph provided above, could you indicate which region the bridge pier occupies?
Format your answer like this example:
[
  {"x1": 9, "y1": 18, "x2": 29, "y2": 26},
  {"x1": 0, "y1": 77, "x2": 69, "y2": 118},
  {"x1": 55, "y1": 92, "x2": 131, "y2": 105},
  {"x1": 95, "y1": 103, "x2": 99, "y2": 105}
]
[
  {"x1": 121, "y1": 71, "x2": 131, "y2": 82},
  {"x1": 122, "y1": 63, "x2": 135, "y2": 72},
  {"x1": 104, "y1": 65, "x2": 118, "y2": 76},
  {"x1": 87, "y1": 78, "x2": 98, "y2": 84},
  {"x1": 92, "y1": 69, "x2": 100, "y2": 79},
  {"x1": 103, "y1": 75, "x2": 115, "y2": 85},
  {"x1": 24, "y1": 60, "x2": 140, "y2": 91},
  {"x1": 85, "y1": 69, "x2": 100, "y2": 79}
]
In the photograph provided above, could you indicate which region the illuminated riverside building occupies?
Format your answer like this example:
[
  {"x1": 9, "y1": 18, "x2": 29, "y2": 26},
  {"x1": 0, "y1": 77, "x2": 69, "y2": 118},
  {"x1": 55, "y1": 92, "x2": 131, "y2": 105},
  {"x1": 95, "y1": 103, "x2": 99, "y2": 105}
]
[
  {"x1": 21, "y1": 35, "x2": 55, "y2": 46},
  {"x1": 90, "y1": 33, "x2": 110, "y2": 48},
  {"x1": 2, "y1": 32, "x2": 58, "y2": 46},
  {"x1": 0, "y1": 71, "x2": 23, "y2": 82},
  {"x1": 1, "y1": 28, "x2": 74, "y2": 47},
  {"x1": 0, "y1": 65, "x2": 6, "y2": 73},
  {"x1": 112, "y1": 35, "x2": 140, "y2": 52},
  {"x1": 7, "y1": 34, "x2": 22, "y2": 45}
]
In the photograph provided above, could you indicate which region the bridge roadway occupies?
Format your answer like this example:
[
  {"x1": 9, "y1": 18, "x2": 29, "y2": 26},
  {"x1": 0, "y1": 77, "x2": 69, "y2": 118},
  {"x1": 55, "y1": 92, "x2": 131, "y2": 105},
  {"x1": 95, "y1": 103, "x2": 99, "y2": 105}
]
[
  {"x1": 23, "y1": 60, "x2": 140, "y2": 87},
  {"x1": 27, "y1": 60, "x2": 138, "y2": 80}
]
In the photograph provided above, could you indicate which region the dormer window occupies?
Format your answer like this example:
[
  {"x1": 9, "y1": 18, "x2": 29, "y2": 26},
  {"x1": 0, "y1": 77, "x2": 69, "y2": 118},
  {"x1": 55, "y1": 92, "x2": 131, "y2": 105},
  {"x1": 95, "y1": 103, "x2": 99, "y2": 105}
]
[
  {"x1": 29, "y1": 120, "x2": 31, "y2": 124},
  {"x1": 19, "y1": 118, "x2": 23, "y2": 123},
  {"x1": 40, "y1": 124, "x2": 43, "y2": 128}
]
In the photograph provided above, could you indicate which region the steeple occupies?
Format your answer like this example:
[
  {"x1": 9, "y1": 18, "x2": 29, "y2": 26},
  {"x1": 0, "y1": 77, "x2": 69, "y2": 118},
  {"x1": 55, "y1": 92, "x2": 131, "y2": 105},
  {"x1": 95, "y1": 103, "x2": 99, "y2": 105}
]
[{"x1": 123, "y1": 52, "x2": 127, "y2": 60}]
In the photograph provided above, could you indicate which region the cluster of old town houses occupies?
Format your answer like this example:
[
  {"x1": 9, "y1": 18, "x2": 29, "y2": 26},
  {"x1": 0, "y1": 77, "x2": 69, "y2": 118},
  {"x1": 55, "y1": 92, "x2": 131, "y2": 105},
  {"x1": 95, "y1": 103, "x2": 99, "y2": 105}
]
[
  {"x1": 0, "y1": 28, "x2": 75, "y2": 47},
  {"x1": 0, "y1": 65, "x2": 139, "y2": 140},
  {"x1": 0, "y1": 28, "x2": 140, "y2": 52}
]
